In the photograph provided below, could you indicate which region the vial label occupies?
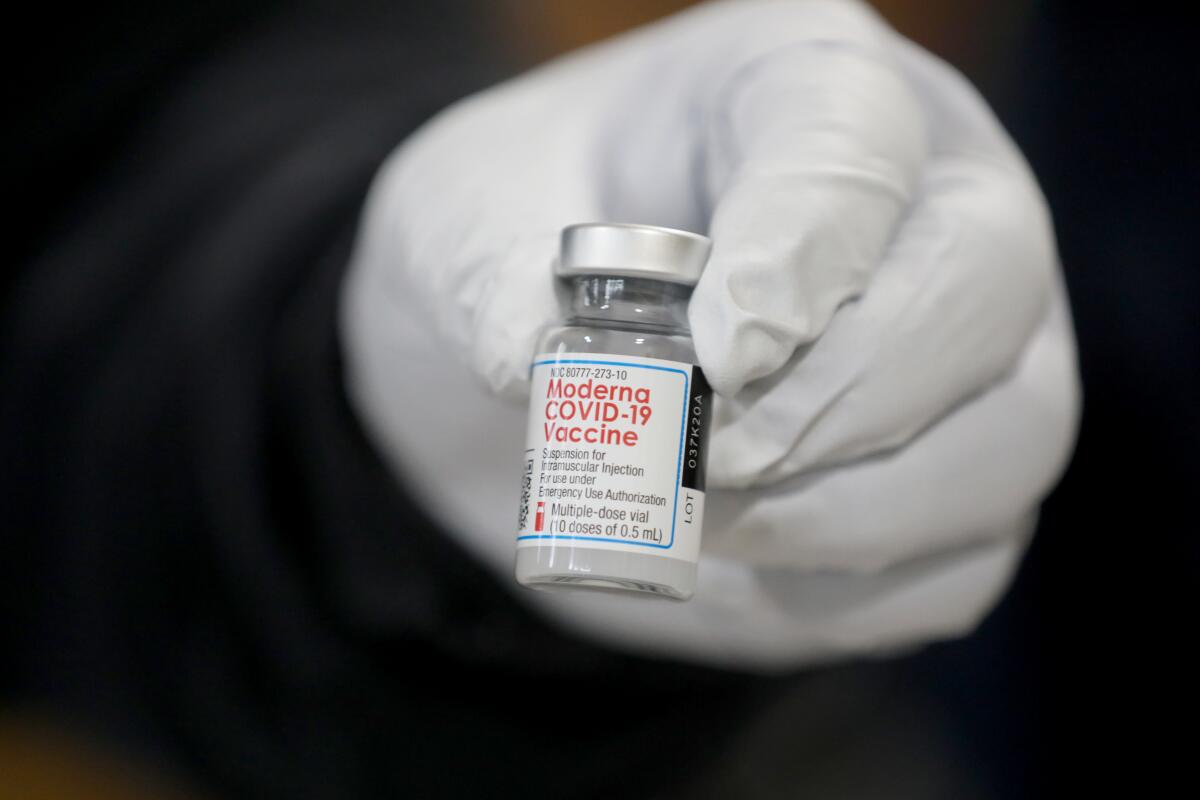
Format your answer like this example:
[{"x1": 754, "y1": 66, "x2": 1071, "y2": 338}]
[{"x1": 516, "y1": 353, "x2": 710, "y2": 561}]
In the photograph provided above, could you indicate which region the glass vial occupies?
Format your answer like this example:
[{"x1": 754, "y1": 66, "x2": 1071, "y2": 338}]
[{"x1": 514, "y1": 223, "x2": 712, "y2": 600}]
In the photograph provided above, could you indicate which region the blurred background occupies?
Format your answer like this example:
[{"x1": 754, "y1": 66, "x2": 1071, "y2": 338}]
[{"x1": 2, "y1": 1, "x2": 1195, "y2": 797}]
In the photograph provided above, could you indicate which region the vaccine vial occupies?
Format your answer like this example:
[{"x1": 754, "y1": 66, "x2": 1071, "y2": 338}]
[{"x1": 514, "y1": 223, "x2": 712, "y2": 600}]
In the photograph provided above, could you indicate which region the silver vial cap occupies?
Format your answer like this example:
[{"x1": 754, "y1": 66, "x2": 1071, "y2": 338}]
[{"x1": 558, "y1": 223, "x2": 712, "y2": 286}]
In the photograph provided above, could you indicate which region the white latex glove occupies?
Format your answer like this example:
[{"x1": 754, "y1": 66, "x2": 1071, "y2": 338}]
[{"x1": 340, "y1": 0, "x2": 1081, "y2": 670}]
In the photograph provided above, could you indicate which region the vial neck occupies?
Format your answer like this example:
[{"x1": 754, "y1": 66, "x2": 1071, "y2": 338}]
[{"x1": 567, "y1": 276, "x2": 692, "y2": 333}]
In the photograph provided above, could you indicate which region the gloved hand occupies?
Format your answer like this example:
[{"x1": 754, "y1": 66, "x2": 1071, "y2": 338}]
[{"x1": 340, "y1": 0, "x2": 1080, "y2": 669}]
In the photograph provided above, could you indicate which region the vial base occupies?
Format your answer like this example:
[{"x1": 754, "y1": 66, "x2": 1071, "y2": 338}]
[{"x1": 515, "y1": 545, "x2": 696, "y2": 600}]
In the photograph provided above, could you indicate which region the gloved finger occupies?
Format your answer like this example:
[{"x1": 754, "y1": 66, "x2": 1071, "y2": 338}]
[
  {"x1": 706, "y1": 45, "x2": 1058, "y2": 487},
  {"x1": 701, "y1": 279, "x2": 1080, "y2": 572},
  {"x1": 689, "y1": 37, "x2": 928, "y2": 396},
  {"x1": 708, "y1": 155, "x2": 1057, "y2": 486},
  {"x1": 532, "y1": 526, "x2": 1030, "y2": 669}
]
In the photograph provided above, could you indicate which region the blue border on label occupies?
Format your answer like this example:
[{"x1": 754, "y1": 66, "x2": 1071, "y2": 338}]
[{"x1": 516, "y1": 357, "x2": 689, "y2": 550}]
